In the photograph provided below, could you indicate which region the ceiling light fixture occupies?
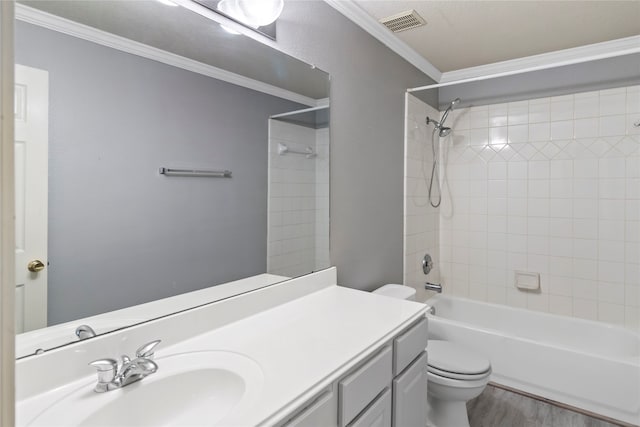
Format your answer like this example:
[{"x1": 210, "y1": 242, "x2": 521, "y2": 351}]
[
  {"x1": 217, "y1": 0, "x2": 244, "y2": 34},
  {"x1": 235, "y1": 0, "x2": 283, "y2": 27},
  {"x1": 156, "y1": 0, "x2": 179, "y2": 7},
  {"x1": 217, "y1": 0, "x2": 283, "y2": 30}
]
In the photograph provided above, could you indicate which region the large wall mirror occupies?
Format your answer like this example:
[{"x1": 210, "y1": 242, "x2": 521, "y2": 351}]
[{"x1": 14, "y1": 0, "x2": 330, "y2": 358}]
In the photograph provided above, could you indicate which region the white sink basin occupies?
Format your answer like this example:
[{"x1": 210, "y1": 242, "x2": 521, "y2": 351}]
[{"x1": 26, "y1": 351, "x2": 264, "y2": 426}]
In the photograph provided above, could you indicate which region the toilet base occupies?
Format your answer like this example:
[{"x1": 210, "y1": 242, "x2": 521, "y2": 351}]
[{"x1": 427, "y1": 395, "x2": 470, "y2": 427}]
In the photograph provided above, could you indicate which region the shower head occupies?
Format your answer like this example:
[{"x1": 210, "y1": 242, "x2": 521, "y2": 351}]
[
  {"x1": 439, "y1": 97, "x2": 461, "y2": 128},
  {"x1": 439, "y1": 127, "x2": 452, "y2": 137},
  {"x1": 426, "y1": 97, "x2": 461, "y2": 138}
]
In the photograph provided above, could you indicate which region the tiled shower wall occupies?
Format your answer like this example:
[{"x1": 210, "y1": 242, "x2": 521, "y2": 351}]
[
  {"x1": 405, "y1": 86, "x2": 640, "y2": 331},
  {"x1": 404, "y1": 94, "x2": 441, "y2": 301},
  {"x1": 268, "y1": 120, "x2": 329, "y2": 277}
]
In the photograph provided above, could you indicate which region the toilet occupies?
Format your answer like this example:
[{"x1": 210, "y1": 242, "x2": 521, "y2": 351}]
[{"x1": 373, "y1": 284, "x2": 492, "y2": 427}]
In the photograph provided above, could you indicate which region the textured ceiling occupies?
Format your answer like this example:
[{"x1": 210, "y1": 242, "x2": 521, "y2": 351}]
[{"x1": 353, "y1": 1, "x2": 640, "y2": 72}]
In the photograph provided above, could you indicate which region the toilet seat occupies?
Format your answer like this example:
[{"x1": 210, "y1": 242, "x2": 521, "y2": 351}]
[
  {"x1": 428, "y1": 365, "x2": 491, "y2": 381},
  {"x1": 427, "y1": 340, "x2": 491, "y2": 380}
]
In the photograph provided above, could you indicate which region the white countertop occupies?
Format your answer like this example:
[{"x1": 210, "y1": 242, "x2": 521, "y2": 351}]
[
  {"x1": 163, "y1": 285, "x2": 426, "y2": 425},
  {"x1": 16, "y1": 271, "x2": 426, "y2": 426}
]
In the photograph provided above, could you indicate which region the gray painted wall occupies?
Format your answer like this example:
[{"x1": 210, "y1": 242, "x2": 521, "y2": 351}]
[
  {"x1": 15, "y1": 21, "x2": 305, "y2": 324},
  {"x1": 275, "y1": 1, "x2": 437, "y2": 290},
  {"x1": 439, "y1": 53, "x2": 640, "y2": 109}
]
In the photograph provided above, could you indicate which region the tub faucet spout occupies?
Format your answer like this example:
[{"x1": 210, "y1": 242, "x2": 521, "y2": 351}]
[{"x1": 425, "y1": 282, "x2": 442, "y2": 293}]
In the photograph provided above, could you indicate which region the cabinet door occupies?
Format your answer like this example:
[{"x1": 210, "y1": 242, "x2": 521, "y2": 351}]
[
  {"x1": 392, "y1": 351, "x2": 428, "y2": 427},
  {"x1": 393, "y1": 317, "x2": 428, "y2": 375},
  {"x1": 284, "y1": 391, "x2": 336, "y2": 427},
  {"x1": 348, "y1": 388, "x2": 391, "y2": 427},
  {"x1": 339, "y1": 346, "x2": 392, "y2": 426}
]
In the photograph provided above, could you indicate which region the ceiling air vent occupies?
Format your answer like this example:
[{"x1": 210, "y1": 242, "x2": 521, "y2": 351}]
[{"x1": 379, "y1": 10, "x2": 426, "y2": 33}]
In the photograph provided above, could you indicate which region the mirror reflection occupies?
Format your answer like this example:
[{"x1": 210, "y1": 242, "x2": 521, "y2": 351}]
[{"x1": 14, "y1": 0, "x2": 330, "y2": 358}]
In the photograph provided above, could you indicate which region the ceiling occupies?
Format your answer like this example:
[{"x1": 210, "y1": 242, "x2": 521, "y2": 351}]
[{"x1": 352, "y1": 1, "x2": 640, "y2": 72}]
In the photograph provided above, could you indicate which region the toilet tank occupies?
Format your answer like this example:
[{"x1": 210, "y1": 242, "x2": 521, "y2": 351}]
[{"x1": 372, "y1": 284, "x2": 416, "y2": 301}]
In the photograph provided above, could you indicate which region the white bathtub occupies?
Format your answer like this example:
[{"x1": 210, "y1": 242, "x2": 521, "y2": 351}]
[{"x1": 426, "y1": 294, "x2": 640, "y2": 425}]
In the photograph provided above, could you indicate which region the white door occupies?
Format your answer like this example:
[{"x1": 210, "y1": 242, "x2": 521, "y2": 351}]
[{"x1": 14, "y1": 64, "x2": 48, "y2": 333}]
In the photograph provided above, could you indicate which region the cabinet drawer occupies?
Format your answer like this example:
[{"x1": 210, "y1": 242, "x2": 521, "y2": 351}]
[
  {"x1": 339, "y1": 346, "x2": 392, "y2": 427},
  {"x1": 348, "y1": 388, "x2": 391, "y2": 427},
  {"x1": 284, "y1": 390, "x2": 336, "y2": 427},
  {"x1": 392, "y1": 351, "x2": 428, "y2": 427},
  {"x1": 393, "y1": 317, "x2": 428, "y2": 375}
]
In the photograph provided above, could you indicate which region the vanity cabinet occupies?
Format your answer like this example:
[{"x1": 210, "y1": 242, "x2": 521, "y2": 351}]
[
  {"x1": 284, "y1": 390, "x2": 337, "y2": 427},
  {"x1": 392, "y1": 351, "x2": 428, "y2": 426},
  {"x1": 339, "y1": 346, "x2": 393, "y2": 426},
  {"x1": 281, "y1": 316, "x2": 428, "y2": 427},
  {"x1": 348, "y1": 388, "x2": 392, "y2": 427}
]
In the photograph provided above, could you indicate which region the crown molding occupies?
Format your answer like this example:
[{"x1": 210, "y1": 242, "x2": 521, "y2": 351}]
[
  {"x1": 439, "y1": 35, "x2": 640, "y2": 84},
  {"x1": 15, "y1": 3, "x2": 318, "y2": 106},
  {"x1": 323, "y1": 0, "x2": 441, "y2": 82}
]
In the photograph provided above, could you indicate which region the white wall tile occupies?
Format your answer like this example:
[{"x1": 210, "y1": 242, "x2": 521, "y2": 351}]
[
  {"x1": 574, "y1": 158, "x2": 599, "y2": 178},
  {"x1": 550, "y1": 95, "x2": 573, "y2": 121},
  {"x1": 468, "y1": 107, "x2": 489, "y2": 129},
  {"x1": 508, "y1": 124, "x2": 529, "y2": 143},
  {"x1": 600, "y1": 90, "x2": 626, "y2": 116},
  {"x1": 599, "y1": 157, "x2": 626, "y2": 178},
  {"x1": 551, "y1": 120, "x2": 574, "y2": 140},
  {"x1": 574, "y1": 118, "x2": 598, "y2": 139},
  {"x1": 599, "y1": 115, "x2": 626, "y2": 137},
  {"x1": 489, "y1": 126, "x2": 508, "y2": 146},
  {"x1": 408, "y1": 86, "x2": 639, "y2": 330},
  {"x1": 529, "y1": 122, "x2": 550, "y2": 141},
  {"x1": 574, "y1": 91, "x2": 599, "y2": 119},
  {"x1": 508, "y1": 101, "x2": 529, "y2": 126},
  {"x1": 489, "y1": 103, "x2": 508, "y2": 127},
  {"x1": 528, "y1": 161, "x2": 550, "y2": 179},
  {"x1": 573, "y1": 298, "x2": 598, "y2": 320},
  {"x1": 574, "y1": 239, "x2": 598, "y2": 260}
]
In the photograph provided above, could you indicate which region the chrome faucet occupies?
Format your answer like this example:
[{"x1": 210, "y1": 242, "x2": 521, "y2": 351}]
[
  {"x1": 89, "y1": 340, "x2": 161, "y2": 393},
  {"x1": 75, "y1": 324, "x2": 96, "y2": 340},
  {"x1": 425, "y1": 282, "x2": 442, "y2": 293}
]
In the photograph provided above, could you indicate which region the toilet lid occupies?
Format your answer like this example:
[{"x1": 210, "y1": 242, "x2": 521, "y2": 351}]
[
  {"x1": 428, "y1": 365, "x2": 491, "y2": 381},
  {"x1": 427, "y1": 340, "x2": 491, "y2": 375}
]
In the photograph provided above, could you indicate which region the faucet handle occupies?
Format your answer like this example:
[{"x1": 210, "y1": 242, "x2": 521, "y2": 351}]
[
  {"x1": 89, "y1": 358, "x2": 118, "y2": 384},
  {"x1": 135, "y1": 339, "x2": 161, "y2": 359}
]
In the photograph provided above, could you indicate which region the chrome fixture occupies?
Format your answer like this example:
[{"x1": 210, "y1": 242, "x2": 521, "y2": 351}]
[
  {"x1": 89, "y1": 340, "x2": 161, "y2": 393},
  {"x1": 423, "y1": 253, "x2": 443, "y2": 293},
  {"x1": 425, "y1": 97, "x2": 460, "y2": 138},
  {"x1": 277, "y1": 143, "x2": 317, "y2": 159},
  {"x1": 428, "y1": 306, "x2": 436, "y2": 315},
  {"x1": 159, "y1": 167, "x2": 232, "y2": 178},
  {"x1": 425, "y1": 98, "x2": 461, "y2": 207},
  {"x1": 422, "y1": 254, "x2": 434, "y2": 275},
  {"x1": 634, "y1": 120, "x2": 640, "y2": 128},
  {"x1": 75, "y1": 325, "x2": 96, "y2": 340},
  {"x1": 425, "y1": 282, "x2": 442, "y2": 293}
]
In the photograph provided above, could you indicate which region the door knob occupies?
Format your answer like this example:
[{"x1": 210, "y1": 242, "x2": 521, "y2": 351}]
[{"x1": 27, "y1": 259, "x2": 45, "y2": 272}]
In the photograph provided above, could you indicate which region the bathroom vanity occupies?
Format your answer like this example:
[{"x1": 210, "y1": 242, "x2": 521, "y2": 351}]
[{"x1": 15, "y1": 268, "x2": 429, "y2": 426}]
